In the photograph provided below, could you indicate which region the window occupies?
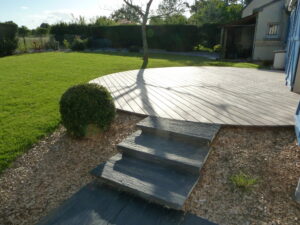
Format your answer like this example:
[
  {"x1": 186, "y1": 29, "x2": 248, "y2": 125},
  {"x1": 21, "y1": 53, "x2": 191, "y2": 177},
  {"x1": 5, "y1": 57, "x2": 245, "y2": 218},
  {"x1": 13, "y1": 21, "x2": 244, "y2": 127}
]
[{"x1": 266, "y1": 23, "x2": 280, "y2": 38}]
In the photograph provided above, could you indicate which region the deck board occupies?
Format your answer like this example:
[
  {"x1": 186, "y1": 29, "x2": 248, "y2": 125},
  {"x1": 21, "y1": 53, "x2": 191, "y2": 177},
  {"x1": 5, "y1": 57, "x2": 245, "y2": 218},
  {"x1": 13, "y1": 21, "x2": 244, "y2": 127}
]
[{"x1": 90, "y1": 67, "x2": 299, "y2": 126}]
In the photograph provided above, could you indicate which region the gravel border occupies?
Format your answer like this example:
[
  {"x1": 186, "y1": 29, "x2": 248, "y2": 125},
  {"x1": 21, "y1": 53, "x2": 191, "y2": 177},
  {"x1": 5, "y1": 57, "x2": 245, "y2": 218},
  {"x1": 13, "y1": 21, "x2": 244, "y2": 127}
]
[
  {"x1": 0, "y1": 117, "x2": 299, "y2": 225},
  {"x1": 184, "y1": 126, "x2": 300, "y2": 225}
]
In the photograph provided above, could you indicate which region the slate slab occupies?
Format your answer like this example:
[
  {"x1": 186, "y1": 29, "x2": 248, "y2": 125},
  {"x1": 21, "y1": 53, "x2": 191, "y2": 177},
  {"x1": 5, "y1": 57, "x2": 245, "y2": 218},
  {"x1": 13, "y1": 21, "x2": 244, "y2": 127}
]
[
  {"x1": 137, "y1": 117, "x2": 221, "y2": 145},
  {"x1": 91, "y1": 154, "x2": 199, "y2": 210},
  {"x1": 38, "y1": 182, "x2": 218, "y2": 225},
  {"x1": 118, "y1": 130, "x2": 210, "y2": 174}
]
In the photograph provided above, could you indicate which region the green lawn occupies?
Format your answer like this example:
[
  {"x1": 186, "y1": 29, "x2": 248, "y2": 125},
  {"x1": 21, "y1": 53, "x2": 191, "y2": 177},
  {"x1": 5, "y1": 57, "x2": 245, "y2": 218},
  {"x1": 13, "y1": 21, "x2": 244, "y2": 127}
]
[{"x1": 0, "y1": 51, "x2": 259, "y2": 173}]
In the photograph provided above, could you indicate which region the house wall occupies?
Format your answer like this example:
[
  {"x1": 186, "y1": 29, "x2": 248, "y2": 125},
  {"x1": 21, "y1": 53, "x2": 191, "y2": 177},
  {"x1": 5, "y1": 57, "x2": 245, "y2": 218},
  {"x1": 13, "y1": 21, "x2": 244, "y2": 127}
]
[
  {"x1": 242, "y1": 0, "x2": 275, "y2": 18},
  {"x1": 252, "y1": 0, "x2": 288, "y2": 60}
]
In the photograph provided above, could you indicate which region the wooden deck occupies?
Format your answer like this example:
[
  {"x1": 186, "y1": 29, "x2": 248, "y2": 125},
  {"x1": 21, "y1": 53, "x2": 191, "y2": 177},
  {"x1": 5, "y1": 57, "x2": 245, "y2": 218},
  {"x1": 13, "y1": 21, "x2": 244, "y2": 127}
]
[{"x1": 90, "y1": 66, "x2": 299, "y2": 126}]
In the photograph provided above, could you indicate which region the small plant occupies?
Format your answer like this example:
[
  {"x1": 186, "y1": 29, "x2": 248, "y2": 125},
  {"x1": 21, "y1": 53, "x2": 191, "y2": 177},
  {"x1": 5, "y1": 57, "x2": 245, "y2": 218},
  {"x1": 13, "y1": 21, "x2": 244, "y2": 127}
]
[
  {"x1": 63, "y1": 39, "x2": 71, "y2": 49},
  {"x1": 193, "y1": 44, "x2": 213, "y2": 52},
  {"x1": 71, "y1": 37, "x2": 87, "y2": 51},
  {"x1": 230, "y1": 172, "x2": 257, "y2": 191},
  {"x1": 59, "y1": 83, "x2": 116, "y2": 138},
  {"x1": 213, "y1": 44, "x2": 222, "y2": 53}
]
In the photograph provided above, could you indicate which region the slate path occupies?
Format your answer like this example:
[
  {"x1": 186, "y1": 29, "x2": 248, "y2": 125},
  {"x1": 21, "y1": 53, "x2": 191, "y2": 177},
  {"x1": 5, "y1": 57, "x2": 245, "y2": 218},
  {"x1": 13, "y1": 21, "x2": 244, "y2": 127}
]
[
  {"x1": 38, "y1": 182, "x2": 217, "y2": 225},
  {"x1": 92, "y1": 117, "x2": 220, "y2": 210},
  {"x1": 90, "y1": 66, "x2": 299, "y2": 126}
]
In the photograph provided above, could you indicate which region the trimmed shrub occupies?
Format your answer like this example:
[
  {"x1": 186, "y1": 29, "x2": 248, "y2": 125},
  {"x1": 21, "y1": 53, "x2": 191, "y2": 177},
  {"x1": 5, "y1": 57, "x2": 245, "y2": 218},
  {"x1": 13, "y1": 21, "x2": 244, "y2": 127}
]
[
  {"x1": 0, "y1": 22, "x2": 18, "y2": 56},
  {"x1": 213, "y1": 44, "x2": 222, "y2": 53},
  {"x1": 59, "y1": 83, "x2": 116, "y2": 138},
  {"x1": 71, "y1": 37, "x2": 87, "y2": 51}
]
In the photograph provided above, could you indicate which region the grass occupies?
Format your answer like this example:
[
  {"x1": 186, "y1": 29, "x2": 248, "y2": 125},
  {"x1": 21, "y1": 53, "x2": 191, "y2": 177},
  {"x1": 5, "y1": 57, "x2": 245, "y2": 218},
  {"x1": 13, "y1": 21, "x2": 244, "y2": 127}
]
[
  {"x1": 0, "y1": 51, "x2": 260, "y2": 174},
  {"x1": 230, "y1": 172, "x2": 258, "y2": 191}
]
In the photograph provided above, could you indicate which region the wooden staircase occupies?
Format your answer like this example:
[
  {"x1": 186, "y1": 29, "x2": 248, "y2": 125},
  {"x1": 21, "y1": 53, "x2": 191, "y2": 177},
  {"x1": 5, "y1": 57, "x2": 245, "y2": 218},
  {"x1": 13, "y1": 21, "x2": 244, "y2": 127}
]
[{"x1": 91, "y1": 117, "x2": 220, "y2": 210}]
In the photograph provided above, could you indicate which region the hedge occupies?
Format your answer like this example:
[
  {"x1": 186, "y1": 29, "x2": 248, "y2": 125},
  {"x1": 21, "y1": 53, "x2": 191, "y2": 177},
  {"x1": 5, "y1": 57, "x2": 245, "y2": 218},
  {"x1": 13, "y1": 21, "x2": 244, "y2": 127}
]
[
  {"x1": 0, "y1": 22, "x2": 18, "y2": 56},
  {"x1": 50, "y1": 24, "x2": 220, "y2": 51}
]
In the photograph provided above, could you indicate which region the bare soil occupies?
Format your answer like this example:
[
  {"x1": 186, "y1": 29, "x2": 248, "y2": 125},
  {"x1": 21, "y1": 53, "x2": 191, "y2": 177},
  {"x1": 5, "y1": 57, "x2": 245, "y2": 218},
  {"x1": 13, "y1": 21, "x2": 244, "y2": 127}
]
[{"x1": 0, "y1": 115, "x2": 299, "y2": 225}]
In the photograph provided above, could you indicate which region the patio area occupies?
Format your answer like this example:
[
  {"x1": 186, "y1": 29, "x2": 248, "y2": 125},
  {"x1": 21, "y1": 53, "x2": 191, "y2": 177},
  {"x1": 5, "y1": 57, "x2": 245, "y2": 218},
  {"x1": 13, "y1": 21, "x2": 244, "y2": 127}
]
[{"x1": 90, "y1": 66, "x2": 299, "y2": 126}]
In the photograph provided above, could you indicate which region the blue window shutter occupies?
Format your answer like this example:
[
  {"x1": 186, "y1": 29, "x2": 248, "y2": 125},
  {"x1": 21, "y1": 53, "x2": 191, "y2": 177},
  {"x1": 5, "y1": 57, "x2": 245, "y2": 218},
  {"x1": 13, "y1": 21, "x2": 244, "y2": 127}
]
[
  {"x1": 295, "y1": 102, "x2": 300, "y2": 145},
  {"x1": 286, "y1": 0, "x2": 300, "y2": 90}
]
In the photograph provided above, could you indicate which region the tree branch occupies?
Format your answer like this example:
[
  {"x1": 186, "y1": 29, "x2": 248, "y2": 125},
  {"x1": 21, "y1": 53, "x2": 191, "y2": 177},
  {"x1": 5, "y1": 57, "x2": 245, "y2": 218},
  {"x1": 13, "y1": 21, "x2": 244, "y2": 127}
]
[{"x1": 123, "y1": 0, "x2": 144, "y2": 16}]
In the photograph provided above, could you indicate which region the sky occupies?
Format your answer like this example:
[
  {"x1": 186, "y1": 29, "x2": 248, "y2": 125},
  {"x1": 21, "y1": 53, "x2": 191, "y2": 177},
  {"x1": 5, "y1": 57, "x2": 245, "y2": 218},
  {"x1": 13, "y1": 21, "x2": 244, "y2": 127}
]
[{"x1": 0, "y1": 0, "x2": 194, "y2": 29}]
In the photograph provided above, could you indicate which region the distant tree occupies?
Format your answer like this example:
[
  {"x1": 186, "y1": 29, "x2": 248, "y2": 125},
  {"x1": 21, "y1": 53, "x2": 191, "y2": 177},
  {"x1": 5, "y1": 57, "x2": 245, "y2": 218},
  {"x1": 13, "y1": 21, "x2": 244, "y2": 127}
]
[
  {"x1": 18, "y1": 26, "x2": 30, "y2": 51},
  {"x1": 111, "y1": 4, "x2": 141, "y2": 24},
  {"x1": 123, "y1": 0, "x2": 185, "y2": 63},
  {"x1": 36, "y1": 27, "x2": 48, "y2": 36},
  {"x1": 94, "y1": 16, "x2": 117, "y2": 26},
  {"x1": 149, "y1": 17, "x2": 164, "y2": 25},
  {"x1": 164, "y1": 14, "x2": 188, "y2": 24},
  {"x1": 40, "y1": 23, "x2": 50, "y2": 29},
  {"x1": 242, "y1": 0, "x2": 252, "y2": 6},
  {"x1": 150, "y1": 13, "x2": 188, "y2": 25},
  {"x1": 70, "y1": 15, "x2": 87, "y2": 25},
  {"x1": 189, "y1": 0, "x2": 243, "y2": 25},
  {"x1": 156, "y1": 0, "x2": 186, "y2": 17}
]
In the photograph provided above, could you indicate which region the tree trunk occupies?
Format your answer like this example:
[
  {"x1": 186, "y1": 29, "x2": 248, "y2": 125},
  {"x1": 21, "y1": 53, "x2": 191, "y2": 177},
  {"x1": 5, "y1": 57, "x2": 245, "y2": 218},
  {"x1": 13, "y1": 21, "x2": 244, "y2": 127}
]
[{"x1": 141, "y1": 18, "x2": 149, "y2": 63}]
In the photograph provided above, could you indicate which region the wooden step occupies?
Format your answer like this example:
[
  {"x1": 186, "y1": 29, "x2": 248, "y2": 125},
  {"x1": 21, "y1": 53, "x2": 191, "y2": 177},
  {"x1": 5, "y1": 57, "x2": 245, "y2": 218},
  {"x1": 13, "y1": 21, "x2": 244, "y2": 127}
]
[
  {"x1": 91, "y1": 154, "x2": 199, "y2": 210},
  {"x1": 137, "y1": 117, "x2": 220, "y2": 146},
  {"x1": 117, "y1": 130, "x2": 210, "y2": 174}
]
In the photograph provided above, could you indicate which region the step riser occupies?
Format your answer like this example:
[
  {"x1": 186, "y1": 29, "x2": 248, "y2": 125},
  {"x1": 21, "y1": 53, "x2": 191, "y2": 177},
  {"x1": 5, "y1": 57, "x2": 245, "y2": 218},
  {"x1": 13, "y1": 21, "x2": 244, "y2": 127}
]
[
  {"x1": 137, "y1": 125, "x2": 211, "y2": 146},
  {"x1": 95, "y1": 177, "x2": 182, "y2": 210},
  {"x1": 117, "y1": 145, "x2": 200, "y2": 175}
]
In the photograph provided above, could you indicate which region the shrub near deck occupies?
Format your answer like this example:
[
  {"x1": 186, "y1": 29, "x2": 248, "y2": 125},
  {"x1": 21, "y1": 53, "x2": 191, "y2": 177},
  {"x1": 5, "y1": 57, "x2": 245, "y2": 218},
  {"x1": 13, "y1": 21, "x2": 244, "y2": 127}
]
[{"x1": 59, "y1": 84, "x2": 115, "y2": 137}]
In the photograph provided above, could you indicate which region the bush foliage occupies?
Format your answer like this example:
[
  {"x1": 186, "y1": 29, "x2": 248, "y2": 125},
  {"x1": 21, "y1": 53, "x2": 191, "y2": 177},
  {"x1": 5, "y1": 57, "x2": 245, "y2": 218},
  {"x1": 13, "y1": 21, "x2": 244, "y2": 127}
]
[
  {"x1": 213, "y1": 44, "x2": 222, "y2": 53},
  {"x1": 0, "y1": 22, "x2": 18, "y2": 56},
  {"x1": 59, "y1": 83, "x2": 116, "y2": 137},
  {"x1": 50, "y1": 24, "x2": 220, "y2": 51},
  {"x1": 71, "y1": 37, "x2": 87, "y2": 51}
]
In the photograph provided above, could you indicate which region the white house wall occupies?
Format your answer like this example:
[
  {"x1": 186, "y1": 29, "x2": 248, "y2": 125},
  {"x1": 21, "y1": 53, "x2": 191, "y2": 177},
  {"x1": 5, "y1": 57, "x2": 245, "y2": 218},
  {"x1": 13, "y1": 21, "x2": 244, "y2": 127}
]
[{"x1": 252, "y1": 0, "x2": 288, "y2": 60}]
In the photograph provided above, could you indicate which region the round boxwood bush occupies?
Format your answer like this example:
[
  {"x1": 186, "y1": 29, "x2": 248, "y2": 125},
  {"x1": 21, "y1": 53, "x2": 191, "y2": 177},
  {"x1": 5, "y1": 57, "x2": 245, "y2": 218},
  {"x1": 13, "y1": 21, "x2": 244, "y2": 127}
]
[{"x1": 59, "y1": 83, "x2": 116, "y2": 137}]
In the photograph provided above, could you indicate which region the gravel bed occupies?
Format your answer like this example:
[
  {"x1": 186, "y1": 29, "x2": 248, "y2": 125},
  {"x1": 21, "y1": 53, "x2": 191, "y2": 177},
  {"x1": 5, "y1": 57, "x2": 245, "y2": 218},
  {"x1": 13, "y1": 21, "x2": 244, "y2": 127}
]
[
  {"x1": 0, "y1": 112, "x2": 144, "y2": 225},
  {"x1": 1, "y1": 118, "x2": 299, "y2": 225},
  {"x1": 184, "y1": 126, "x2": 300, "y2": 225}
]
